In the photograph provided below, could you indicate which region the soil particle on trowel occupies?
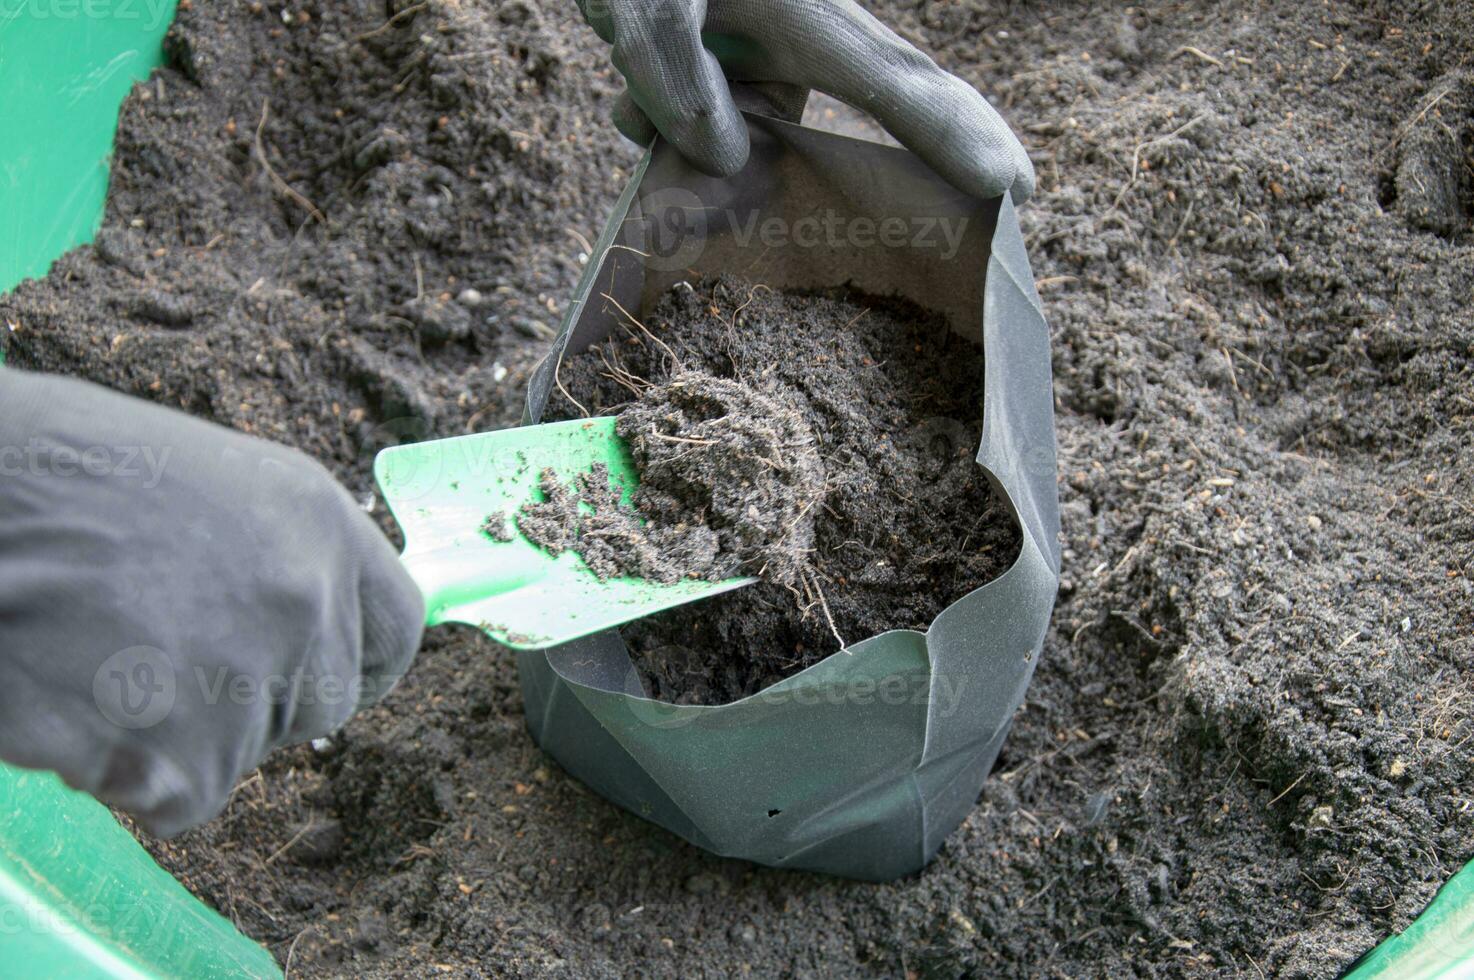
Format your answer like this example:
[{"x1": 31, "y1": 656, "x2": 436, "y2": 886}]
[
  {"x1": 517, "y1": 462, "x2": 713, "y2": 581},
  {"x1": 512, "y1": 461, "x2": 723, "y2": 583},
  {"x1": 550, "y1": 274, "x2": 1022, "y2": 703},
  {"x1": 478, "y1": 512, "x2": 517, "y2": 542}
]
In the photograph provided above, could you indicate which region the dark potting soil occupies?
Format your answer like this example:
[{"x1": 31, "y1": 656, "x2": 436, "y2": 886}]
[
  {"x1": 3, "y1": 0, "x2": 1473, "y2": 977},
  {"x1": 547, "y1": 275, "x2": 1020, "y2": 703},
  {"x1": 506, "y1": 369, "x2": 826, "y2": 587}
]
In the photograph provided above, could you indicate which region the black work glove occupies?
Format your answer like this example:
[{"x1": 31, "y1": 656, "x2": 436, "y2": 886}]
[
  {"x1": 577, "y1": 0, "x2": 1035, "y2": 203},
  {"x1": 0, "y1": 367, "x2": 424, "y2": 835}
]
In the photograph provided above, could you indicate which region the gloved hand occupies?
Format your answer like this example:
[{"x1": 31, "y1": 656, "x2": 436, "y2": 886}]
[
  {"x1": 577, "y1": 0, "x2": 1035, "y2": 203},
  {"x1": 0, "y1": 367, "x2": 424, "y2": 836}
]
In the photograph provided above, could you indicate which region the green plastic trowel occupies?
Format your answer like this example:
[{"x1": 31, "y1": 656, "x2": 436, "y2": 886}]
[{"x1": 375, "y1": 417, "x2": 756, "y2": 649}]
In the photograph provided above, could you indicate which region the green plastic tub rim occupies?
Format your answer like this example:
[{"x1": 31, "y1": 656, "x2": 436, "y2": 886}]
[{"x1": 0, "y1": 4, "x2": 1467, "y2": 978}]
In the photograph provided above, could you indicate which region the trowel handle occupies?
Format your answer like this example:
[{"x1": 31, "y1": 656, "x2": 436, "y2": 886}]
[{"x1": 400, "y1": 546, "x2": 546, "y2": 627}]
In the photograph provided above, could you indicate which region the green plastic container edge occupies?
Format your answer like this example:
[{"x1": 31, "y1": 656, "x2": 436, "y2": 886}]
[
  {"x1": 0, "y1": 769, "x2": 280, "y2": 978},
  {"x1": 1346, "y1": 861, "x2": 1474, "y2": 979},
  {"x1": 0, "y1": 3, "x2": 1466, "y2": 978},
  {"x1": 1, "y1": 0, "x2": 176, "y2": 292}
]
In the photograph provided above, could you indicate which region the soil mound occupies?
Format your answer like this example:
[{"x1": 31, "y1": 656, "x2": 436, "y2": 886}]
[
  {"x1": 506, "y1": 371, "x2": 825, "y2": 585},
  {"x1": 4, "y1": 0, "x2": 1471, "y2": 975}
]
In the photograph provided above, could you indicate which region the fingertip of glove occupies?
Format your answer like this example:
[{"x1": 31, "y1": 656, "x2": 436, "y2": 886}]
[
  {"x1": 95, "y1": 742, "x2": 220, "y2": 839},
  {"x1": 694, "y1": 144, "x2": 749, "y2": 179},
  {"x1": 668, "y1": 110, "x2": 750, "y2": 178},
  {"x1": 612, "y1": 90, "x2": 658, "y2": 147},
  {"x1": 1009, "y1": 153, "x2": 1038, "y2": 206},
  {"x1": 612, "y1": 89, "x2": 747, "y2": 176},
  {"x1": 948, "y1": 117, "x2": 1036, "y2": 204},
  {"x1": 945, "y1": 153, "x2": 1028, "y2": 205},
  {"x1": 131, "y1": 805, "x2": 198, "y2": 840},
  {"x1": 358, "y1": 543, "x2": 425, "y2": 703}
]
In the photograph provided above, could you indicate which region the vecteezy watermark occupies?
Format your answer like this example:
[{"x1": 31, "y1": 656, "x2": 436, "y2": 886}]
[
  {"x1": 92, "y1": 647, "x2": 400, "y2": 731},
  {"x1": 634, "y1": 187, "x2": 972, "y2": 272},
  {"x1": 0, "y1": 437, "x2": 171, "y2": 488},
  {"x1": 1, "y1": 0, "x2": 175, "y2": 30},
  {"x1": 729, "y1": 210, "x2": 970, "y2": 257},
  {"x1": 622, "y1": 654, "x2": 976, "y2": 731},
  {"x1": 0, "y1": 892, "x2": 176, "y2": 941},
  {"x1": 190, "y1": 667, "x2": 394, "y2": 712},
  {"x1": 93, "y1": 646, "x2": 176, "y2": 730}
]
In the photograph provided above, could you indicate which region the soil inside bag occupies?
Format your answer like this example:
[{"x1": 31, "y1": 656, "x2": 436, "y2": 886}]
[{"x1": 546, "y1": 273, "x2": 1021, "y2": 704}]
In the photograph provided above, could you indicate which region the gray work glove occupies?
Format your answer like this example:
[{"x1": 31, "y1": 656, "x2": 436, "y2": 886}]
[
  {"x1": 0, "y1": 367, "x2": 424, "y2": 836},
  {"x1": 577, "y1": 0, "x2": 1035, "y2": 203}
]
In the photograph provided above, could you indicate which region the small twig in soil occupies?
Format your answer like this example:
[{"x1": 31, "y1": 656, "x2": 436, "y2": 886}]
[
  {"x1": 597, "y1": 370, "x2": 643, "y2": 399},
  {"x1": 283, "y1": 924, "x2": 318, "y2": 979},
  {"x1": 726, "y1": 283, "x2": 770, "y2": 336},
  {"x1": 226, "y1": 769, "x2": 264, "y2": 806},
  {"x1": 1107, "y1": 115, "x2": 1206, "y2": 215},
  {"x1": 601, "y1": 291, "x2": 683, "y2": 373},
  {"x1": 1301, "y1": 863, "x2": 1356, "y2": 894},
  {"x1": 1020, "y1": 875, "x2": 1059, "y2": 908},
  {"x1": 1221, "y1": 347, "x2": 1241, "y2": 396},
  {"x1": 807, "y1": 570, "x2": 847, "y2": 650},
  {"x1": 1172, "y1": 45, "x2": 1224, "y2": 67},
  {"x1": 353, "y1": 1, "x2": 427, "y2": 42},
  {"x1": 264, "y1": 815, "x2": 316, "y2": 865},
  {"x1": 564, "y1": 226, "x2": 594, "y2": 256},
  {"x1": 597, "y1": 345, "x2": 651, "y2": 398},
  {"x1": 606, "y1": 340, "x2": 645, "y2": 380},
  {"x1": 390, "y1": 47, "x2": 430, "y2": 94},
  {"x1": 1265, "y1": 770, "x2": 1309, "y2": 807},
  {"x1": 1375, "y1": 81, "x2": 1457, "y2": 160},
  {"x1": 553, "y1": 341, "x2": 591, "y2": 418},
  {"x1": 783, "y1": 495, "x2": 819, "y2": 534},
  {"x1": 645, "y1": 426, "x2": 717, "y2": 447},
  {"x1": 254, "y1": 99, "x2": 325, "y2": 224},
  {"x1": 464, "y1": 402, "x2": 497, "y2": 432}
]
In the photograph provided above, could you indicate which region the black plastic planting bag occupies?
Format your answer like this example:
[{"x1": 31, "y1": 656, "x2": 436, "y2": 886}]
[{"x1": 520, "y1": 114, "x2": 1060, "y2": 881}]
